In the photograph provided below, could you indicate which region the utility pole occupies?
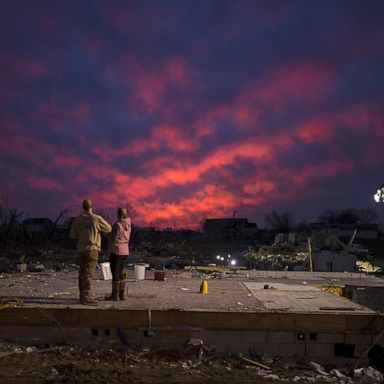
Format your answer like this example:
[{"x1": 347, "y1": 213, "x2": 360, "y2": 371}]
[{"x1": 308, "y1": 238, "x2": 313, "y2": 272}]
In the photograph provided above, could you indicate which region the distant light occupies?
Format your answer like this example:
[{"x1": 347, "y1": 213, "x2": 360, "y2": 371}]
[
  {"x1": 216, "y1": 255, "x2": 221, "y2": 260},
  {"x1": 220, "y1": 257, "x2": 224, "y2": 261},
  {"x1": 374, "y1": 185, "x2": 384, "y2": 203},
  {"x1": 227, "y1": 254, "x2": 231, "y2": 259},
  {"x1": 230, "y1": 259, "x2": 237, "y2": 266}
]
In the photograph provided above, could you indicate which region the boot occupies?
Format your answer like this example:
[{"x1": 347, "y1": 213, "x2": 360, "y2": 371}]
[
  {"x1": 79, "y1": 277, "x2": 95, "y2": 305},
  {"x1": 80, "y1": 290, "x2": 98, "y2": 306},
  {"x1": 105, "y1": 281, "x2": 119, "y2": 301},
  {"x1": 119, "y1": 280, "x2": 126, "y2": 301}
]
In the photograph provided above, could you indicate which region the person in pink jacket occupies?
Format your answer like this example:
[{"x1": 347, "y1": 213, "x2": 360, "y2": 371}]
[{"x1": 105, "y1": 207, "x2": 132, "y2": 301}]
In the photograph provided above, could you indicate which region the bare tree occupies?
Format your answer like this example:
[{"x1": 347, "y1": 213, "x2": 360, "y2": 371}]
[
  {"x1": 318, "y1": 208, "x2": 379, "y2": 226},
  {"x1": 356, "y1": 209, "x2": 379, "y2": 225},
  {"x1": 265, "y1": 209, "x2": 295, "y2": 233},
  {"x1": 337, "y1": 208, "x2": 360, "y2": 225},
  {"x1": 0, "y1": 197, "x2": 24, "y2": 247},
  {"x1": 318, "y1": 209, "x2": 339, "y2": 224},
  {"x1": 49, "y1": 207, "x2": 71, "y2": 240}
]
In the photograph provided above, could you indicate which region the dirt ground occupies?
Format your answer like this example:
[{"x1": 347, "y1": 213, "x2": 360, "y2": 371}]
[{"x1": 0, "y1": 343, "x2": 380, "y2": 384}]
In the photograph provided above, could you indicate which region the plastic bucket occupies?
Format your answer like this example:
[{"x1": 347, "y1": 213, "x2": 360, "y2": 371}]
[
  {"x1": 100, "y1": 262, "x2": 112, "y2": 280},
  {"x1": 134, "y1": 264, "x2": 146, "y2": 280}
]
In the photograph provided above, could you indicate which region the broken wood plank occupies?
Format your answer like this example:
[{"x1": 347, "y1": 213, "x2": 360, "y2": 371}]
[{"x1": 239, "y1": 355, "x2": 270, "y2": 370}]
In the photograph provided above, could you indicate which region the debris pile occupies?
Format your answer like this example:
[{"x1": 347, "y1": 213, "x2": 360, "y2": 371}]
[
  {"x1": 0, "y1": 342, "x2": 383, "y2": 383},
  {"x1": 356, "y1": 260, "x2": 379, "y2": 273},
  {"x1": 244, "y1": 246, "x2": 308, "y2": 270},
  {"x1": 0, "y1": 242, "x2": 77, "y2": 273}
]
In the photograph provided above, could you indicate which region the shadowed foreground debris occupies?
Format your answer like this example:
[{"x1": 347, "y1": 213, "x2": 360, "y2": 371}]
[{"x1": 0, "y1": 343, "x2": 383, "y2": 384}]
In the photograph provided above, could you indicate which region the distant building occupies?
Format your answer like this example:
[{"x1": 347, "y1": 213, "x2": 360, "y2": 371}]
[
  {"x1": 22, "y1": 218, "x2": 54, "y2": 234},
  {"x1": 203, "y1": 218, "x2": 258, "y2": 239}
]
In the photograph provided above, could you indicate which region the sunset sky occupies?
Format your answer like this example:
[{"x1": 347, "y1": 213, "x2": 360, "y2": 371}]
[{"x1": 1, "y1": 0, "x2": 383, "y2": 228}]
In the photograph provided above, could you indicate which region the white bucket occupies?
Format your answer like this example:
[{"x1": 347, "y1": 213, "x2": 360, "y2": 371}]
[
  {"x1": 100, "y1": 262, "x2": 112, "y2": 280},
  {"x1": 134, "y1": 264, "x2": 146, "y2": 280}
]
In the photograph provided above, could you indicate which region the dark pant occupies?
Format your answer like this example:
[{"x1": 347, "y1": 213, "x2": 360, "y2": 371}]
[
  {"x1": 109, "y1": 253, "x2": 127, "y2": 281},
  {"x1": 78, "y1": 250, "x2": 99, "y2": 299}
]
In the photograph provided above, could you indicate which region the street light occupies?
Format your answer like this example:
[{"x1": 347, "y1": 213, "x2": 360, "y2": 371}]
[{"x1": 374, "y1": 186, "x2": 384, "y2": 203}]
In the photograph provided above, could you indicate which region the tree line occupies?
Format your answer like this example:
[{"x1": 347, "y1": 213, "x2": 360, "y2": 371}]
[{"x1": 265, "y1": 208, "x2": 381, "y2": 233}]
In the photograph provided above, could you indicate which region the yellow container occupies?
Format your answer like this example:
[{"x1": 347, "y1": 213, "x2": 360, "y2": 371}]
[{"x1": 200, "y1": 279, "x2": 208, "y2": 294}]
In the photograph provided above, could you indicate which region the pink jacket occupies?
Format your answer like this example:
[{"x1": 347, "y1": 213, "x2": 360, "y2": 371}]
[{"x1": 109, "y1": 218, "x2": 131, "y2": 256}]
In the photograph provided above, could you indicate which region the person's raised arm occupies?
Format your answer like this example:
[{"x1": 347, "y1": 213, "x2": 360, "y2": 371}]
[{"x1": 98, "y1": 216, "x2": 112, "y2": 234}]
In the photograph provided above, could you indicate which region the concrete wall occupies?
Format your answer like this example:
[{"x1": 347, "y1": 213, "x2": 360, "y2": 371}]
[
  {"x1": 312, "y1": 251, "x2": 357, "y2": 272},
  {"x1": 0, "y1": 325, "x2": 373, "y2": 365},
  {"x1": 345, "y1": 285, "x2": 384, "y2": 313},
  {"x1": 246, "y1": 270, "x2": 368, "y2": 279}
]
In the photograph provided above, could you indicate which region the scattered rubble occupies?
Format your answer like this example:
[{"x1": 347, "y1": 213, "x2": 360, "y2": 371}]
[
  {"x1": 0, "y1": 342, "x2": 383, "y2": 384},
  {"x1": 309, "y1": 360, "x2": 330, "y2": 376},
  {"x1": 356, "y1": 260, "x2": 380, "y2": 273},
  {"x1": 244, "y1": 245, "x2": 308, "y2": 270},
  {"x1": 0, "y1": 242, "x2": 78, "y2": 274}
]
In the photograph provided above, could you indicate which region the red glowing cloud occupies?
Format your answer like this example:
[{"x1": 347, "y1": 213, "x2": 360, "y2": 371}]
[
  {"x1": 290, "y1": 159, "x2": 355, "y2": 187},
  {"x1": 262, "y1": 62, "x2": 333, "y2": 101},
  {"x1": 133, "y1": 184, "x2": 238, "y2": 227},
  {"x1": 113, "y1": 55, "x2": 195, "y2": 114},
  {"x1": 54, "y1": 155, "x2": 81, "y2": 167},
  {"x1": 296, "y1": 116, "x2": 335, "y2": 143},
  {"x1": 152, "y1": 125, "x2": 198, "y2": 152}
]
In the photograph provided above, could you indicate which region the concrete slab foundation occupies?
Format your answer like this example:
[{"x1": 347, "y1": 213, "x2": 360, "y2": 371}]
[{"x1": 0, "y1": 270, "x2": 383, "y2": 365}]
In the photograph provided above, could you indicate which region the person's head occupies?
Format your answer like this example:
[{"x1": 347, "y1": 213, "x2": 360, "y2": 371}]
[
  {"x1": 117, "y1": 207, "x2": 128, "y2": 219},
  {"x1": 82, "y1": 199, "x2": 93, "y2": 212}
]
